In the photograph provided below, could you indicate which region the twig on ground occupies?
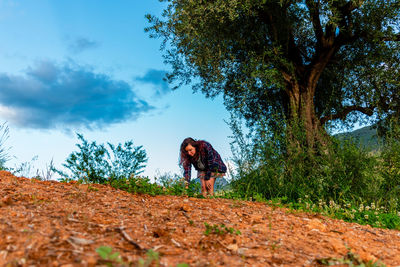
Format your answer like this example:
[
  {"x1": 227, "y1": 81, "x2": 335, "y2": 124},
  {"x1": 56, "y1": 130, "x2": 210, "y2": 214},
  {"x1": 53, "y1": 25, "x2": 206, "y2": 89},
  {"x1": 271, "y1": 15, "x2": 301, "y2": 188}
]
[
  {"x1": 67, "y1": 217, "x2": 145, "y2": 251},
  {"x1": 116, "y1": 226, "x2": 145, "y2": 251}
]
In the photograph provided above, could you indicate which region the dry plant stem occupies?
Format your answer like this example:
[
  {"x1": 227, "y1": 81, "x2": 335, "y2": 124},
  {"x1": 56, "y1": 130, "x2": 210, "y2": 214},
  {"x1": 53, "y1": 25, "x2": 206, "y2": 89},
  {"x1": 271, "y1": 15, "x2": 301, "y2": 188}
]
[{"x1": 67, "y1": 218, "x2": 145, "y2": 251}]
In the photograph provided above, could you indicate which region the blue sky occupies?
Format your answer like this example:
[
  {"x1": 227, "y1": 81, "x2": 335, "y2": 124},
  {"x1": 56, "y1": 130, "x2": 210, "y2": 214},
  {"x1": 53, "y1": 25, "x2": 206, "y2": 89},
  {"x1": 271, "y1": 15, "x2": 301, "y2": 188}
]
[{"x1": 0, "y1": 0, "x2": 233, "y2": 179}]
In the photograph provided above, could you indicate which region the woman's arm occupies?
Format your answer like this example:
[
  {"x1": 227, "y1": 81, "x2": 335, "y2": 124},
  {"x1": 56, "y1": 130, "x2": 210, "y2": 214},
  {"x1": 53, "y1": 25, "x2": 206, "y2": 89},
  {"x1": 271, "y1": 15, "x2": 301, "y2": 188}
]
[{"x1": 183, "y1": 162, "x2": 192, "y2": 182}]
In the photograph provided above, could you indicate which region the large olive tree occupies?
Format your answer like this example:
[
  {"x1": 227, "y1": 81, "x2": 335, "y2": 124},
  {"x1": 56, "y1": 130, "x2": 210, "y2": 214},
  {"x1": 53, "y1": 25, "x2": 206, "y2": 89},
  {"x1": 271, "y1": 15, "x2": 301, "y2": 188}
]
[{"x1": 147, "y1": 0, "x2": 400, "y2": 150}]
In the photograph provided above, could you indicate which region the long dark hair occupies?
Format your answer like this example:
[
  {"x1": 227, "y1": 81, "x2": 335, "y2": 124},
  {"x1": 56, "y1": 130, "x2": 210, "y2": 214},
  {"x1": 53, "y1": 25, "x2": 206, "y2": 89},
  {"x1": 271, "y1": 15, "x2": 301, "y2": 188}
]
[{"x1": 179, "y1": 137, "x2": 201, "y2": 167}]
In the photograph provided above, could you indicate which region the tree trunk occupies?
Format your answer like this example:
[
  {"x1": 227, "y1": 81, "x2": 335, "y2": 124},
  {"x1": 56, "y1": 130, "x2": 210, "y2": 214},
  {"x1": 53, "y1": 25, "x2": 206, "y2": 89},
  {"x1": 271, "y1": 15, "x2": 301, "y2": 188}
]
[{"x1": 286, "y1": 81, "x2": 328, "y2": 152}]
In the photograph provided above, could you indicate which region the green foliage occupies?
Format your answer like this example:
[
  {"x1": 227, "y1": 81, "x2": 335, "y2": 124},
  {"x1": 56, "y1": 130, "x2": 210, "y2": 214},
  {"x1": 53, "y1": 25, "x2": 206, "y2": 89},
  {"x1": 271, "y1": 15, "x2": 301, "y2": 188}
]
[
  {"x1": 204, "y1": 222, "x2": 241, "y2": 236},
  {"x1": 55, "y1": 133, "x2": 147, "y2": 184},
  {"x1": 317, "y1": 248, "x2": 386, "y2": 266},
  {"x1": 109, "y1": 173, "x2": 202, "y2": 198},
  {"x1": 147, "y1": 0, "x2": 400, "y2": 143},
  {"x1": 227, "y1": 115, "x2": 400, "y2": 229},
  {"x1": 137, "y1": 249, "x2": 159, "y2": 267},
  {"x1": 156, "y1": 172, "x2": 202, "y2": 197},
  {"x1": 0, "y1": 122, "x2": 10, "y2": 170},
  {"x1": 137, "y1": 249, "x2": 188, "y2": 267},
  {"x1": 107, "y1": 141, "x2": 148, "y2": 180},
  {"x1": 95, "y1": 247, "x2": 188, "y2": 267},
  {"x1": 291, "y1": 198, "x2": 400, "y2": 230},
  {"x1": 109, "y1": 176, "x2": 164, "y2": 196},
  {"x1": 379, "y1": 119, "x2": 400, "y2": 212},
  {"x1": 96, "y1": 246, "x2": 125, "y2": 266}
]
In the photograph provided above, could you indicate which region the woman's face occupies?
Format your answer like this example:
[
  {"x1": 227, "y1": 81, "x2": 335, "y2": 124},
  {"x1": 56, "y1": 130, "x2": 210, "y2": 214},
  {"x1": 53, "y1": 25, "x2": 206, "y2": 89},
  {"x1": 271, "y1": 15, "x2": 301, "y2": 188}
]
[{"x1": 185, "y1": 144, "x2": 196, "y2": 157}]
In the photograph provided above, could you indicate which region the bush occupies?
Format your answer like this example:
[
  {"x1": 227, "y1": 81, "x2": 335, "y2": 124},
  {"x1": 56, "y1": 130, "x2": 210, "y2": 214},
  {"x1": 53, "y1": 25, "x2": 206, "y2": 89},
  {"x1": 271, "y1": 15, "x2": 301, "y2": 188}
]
[
  {"x1": 378, "y1": 120, "x2": 400, "y2": 212},
  {"x1": 109, "y1": 176, "x2": 165, "y2": 196},
  {"x1": 55, "y1": 134, "x2": 147, "y2": 184},
  {"x1": 228, "y1": 115, "x2": 400, "y2": 211}
]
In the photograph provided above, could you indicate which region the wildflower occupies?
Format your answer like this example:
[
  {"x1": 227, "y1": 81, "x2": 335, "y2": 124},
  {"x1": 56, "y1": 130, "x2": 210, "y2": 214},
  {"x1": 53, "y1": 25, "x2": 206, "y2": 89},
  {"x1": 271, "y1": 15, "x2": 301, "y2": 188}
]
[
  {"x1": 371, "y1": 203, "x2": 376, "y2": 210},
  {"x1": 318, "y1": 200, "x2": 323, "y2": 209},
  {"x1": 374, "y1": 212, "x2": 378, "y2": 215},
  {"x1": 359, "y1": 204, "x2": 364, "y2": 212},
  {"x1": 365, "y1": 206, "x2": 370, "y2": 211},
  {"x1": 364, "y1": 214, "x2": 369, "y2": 220}
]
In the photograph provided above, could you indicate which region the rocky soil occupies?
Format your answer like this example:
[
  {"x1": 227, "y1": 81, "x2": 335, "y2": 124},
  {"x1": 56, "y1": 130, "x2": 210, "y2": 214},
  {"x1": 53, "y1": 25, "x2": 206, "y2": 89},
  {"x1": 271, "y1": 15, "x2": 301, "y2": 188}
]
[{"x1": 1, "y1": 170, "x2": 400, "y2": 267}]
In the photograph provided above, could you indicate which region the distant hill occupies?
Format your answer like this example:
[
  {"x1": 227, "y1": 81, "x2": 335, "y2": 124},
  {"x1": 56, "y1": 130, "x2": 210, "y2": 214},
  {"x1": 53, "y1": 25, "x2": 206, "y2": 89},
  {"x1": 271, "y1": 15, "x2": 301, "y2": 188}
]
[{"x1": 334, "y1": 125, "x2": 381, "y2": 151}]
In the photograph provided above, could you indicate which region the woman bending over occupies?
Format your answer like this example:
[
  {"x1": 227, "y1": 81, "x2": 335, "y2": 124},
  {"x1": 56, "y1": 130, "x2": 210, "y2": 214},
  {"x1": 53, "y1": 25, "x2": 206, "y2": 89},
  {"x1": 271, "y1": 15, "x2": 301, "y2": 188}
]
[{"x1": 180, "y1": 137, "x2": 227, "y2": 197}]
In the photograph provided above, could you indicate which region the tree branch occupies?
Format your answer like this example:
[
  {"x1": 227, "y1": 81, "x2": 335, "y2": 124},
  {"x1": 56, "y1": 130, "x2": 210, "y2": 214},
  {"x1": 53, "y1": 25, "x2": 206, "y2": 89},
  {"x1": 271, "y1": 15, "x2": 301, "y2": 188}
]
[
  {"x1": 306, "y1": 1, "x2": 362, "y2": 94},
  {"x1": 320, "y1": 105, "x2": 374, "y2": 125},
  {"x1": 339, "y1": 1, "x2": 362, "y2": 13},
  {"x1": 380, "y1": 34, "x2": 400, "y2": 41},
  {"x1": 306, "y1": 0, "x2": 323, "y2": 49}
]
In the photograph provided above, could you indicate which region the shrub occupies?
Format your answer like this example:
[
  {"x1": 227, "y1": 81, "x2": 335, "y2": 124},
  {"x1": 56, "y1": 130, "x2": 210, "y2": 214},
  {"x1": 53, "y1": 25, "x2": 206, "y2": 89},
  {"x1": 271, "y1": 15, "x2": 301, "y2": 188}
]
[
  {"x1": 55, "y1": 133, "x2": 147, "y2": 184},
  {"x1": 378, "y1": 120, "x2": 400, "y2": 212},
  {"x1": 228, "y1": 115, "x2": 400, "y2": 211}
]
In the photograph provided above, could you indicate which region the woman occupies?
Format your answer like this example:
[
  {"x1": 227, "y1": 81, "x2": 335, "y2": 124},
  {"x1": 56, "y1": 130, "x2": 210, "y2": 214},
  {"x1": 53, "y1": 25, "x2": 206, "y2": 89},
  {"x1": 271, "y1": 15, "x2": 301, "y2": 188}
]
[{"x1": 179, "y1": 137, "x2": 227, "y2": 197}]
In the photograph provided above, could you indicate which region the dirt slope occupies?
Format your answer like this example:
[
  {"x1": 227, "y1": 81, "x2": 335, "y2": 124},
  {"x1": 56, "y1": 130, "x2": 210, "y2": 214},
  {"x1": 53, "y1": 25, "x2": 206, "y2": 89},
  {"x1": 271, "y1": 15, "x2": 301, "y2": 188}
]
[{"x1": 1, "y1": 170, "x2": 400, "y2": 267}]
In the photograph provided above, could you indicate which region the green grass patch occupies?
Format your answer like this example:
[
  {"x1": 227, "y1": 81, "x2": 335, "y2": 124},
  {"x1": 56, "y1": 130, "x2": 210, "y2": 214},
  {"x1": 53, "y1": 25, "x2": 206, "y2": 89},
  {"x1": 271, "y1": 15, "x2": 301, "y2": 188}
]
[{"x1": 204, "y1": 222, "x2": 241, "y2": 236}]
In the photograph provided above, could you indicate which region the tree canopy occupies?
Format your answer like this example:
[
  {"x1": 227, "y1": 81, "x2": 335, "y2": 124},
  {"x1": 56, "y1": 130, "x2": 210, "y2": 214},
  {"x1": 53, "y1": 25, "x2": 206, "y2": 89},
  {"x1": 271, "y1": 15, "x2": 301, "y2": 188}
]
[{"x1": 147, "y1": 0, "x2": 400, "y2": 147}]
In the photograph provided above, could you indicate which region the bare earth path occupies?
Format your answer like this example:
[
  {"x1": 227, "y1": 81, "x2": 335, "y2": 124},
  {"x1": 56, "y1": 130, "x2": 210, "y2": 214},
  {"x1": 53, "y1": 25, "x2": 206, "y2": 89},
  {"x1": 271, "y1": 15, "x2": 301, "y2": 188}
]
[{"x1": 1, "y1": 170, "x2": 400, "y2": 267}]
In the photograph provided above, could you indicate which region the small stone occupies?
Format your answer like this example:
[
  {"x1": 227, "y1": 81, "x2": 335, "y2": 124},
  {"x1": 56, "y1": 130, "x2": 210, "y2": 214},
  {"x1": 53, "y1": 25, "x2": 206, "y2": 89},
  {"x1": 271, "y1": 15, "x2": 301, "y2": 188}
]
[
  {"x1": 237, "y1": 248, "x2": 248, "y2": 256},
  {"x1": 227, "y1": 243, "x2": 238, "y2": 252},
  {"x1": 86, "y1": 256, "x2": 97, "y2": 267},
  {"x1": 307, "y1": 218, "x2": 327, "y2": 232},
  {"x1": 250, "y1": 214, "x2": 263, "y2": 224},
  {"x1": 180, "y1": 204, "x2": 191, "y2": 212},
  {"x1": 1, "y1": 196, "x2": 12, "y2": 205},
  {"x1": 328, "y1": 238, "x2": 346, "y2": 253}
]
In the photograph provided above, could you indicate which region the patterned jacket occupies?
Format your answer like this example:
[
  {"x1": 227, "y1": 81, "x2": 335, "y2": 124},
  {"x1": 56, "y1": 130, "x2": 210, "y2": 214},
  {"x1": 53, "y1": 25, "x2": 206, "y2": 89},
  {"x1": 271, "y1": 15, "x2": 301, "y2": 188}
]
[{"x1": 183, "y1": 140, "x2": 227, "y2": 181}]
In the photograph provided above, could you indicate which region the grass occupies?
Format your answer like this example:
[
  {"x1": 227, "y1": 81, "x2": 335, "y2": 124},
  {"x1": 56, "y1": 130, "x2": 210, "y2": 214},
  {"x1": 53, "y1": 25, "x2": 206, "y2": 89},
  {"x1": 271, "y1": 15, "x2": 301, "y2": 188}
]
[
  {"x1": 204, "y1": 222, "x2": 241, "y2": 236},
  {"x1": 284, "y1": 197, "x2": 400, "y2": 230},
  {"x1": 316, "y1": 248, "x2": 386, "y2": 266},
  {"x1": 95, "y1": 246, "x2": 189, "y2": 267},
  {"x1": 246, "y1": 196, "x2": 400, "y2": 231}
]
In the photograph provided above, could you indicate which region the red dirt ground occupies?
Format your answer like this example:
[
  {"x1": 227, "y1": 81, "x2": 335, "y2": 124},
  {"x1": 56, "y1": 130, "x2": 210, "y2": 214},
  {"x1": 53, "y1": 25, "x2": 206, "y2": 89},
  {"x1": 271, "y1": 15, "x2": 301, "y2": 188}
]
[{"x1": 1, "y1": 170, "x2": 400, "y2": 267}]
